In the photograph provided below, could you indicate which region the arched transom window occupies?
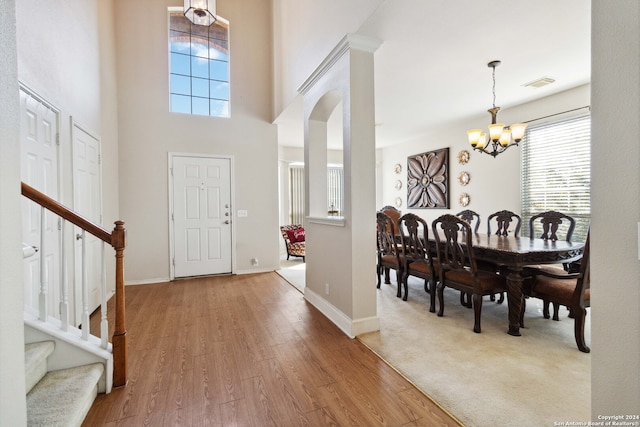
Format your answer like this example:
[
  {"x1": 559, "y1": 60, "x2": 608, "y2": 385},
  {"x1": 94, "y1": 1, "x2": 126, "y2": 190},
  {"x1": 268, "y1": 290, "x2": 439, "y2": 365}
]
[{"x1": 168, "y1": 9, "x2": 230, "y2": 117}]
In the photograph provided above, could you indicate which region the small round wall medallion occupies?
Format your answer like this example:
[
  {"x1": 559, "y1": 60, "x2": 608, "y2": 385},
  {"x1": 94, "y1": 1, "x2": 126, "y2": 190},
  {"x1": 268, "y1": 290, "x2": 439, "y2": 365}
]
[
  {"x1": 458, "y1": 171, "x2": 470, "y2": 186},
  {"x1": 394, "y1": 180, "x2": 403, "y2": 190},
  {"x1": 459, "y1": 193, "x2": 470, "y2": 207},
  {"x1": 394, "y1": 163, "x2": 402, "y2": 174},
  {"x1": 395, "y1": 197, "x2": 403, "y2": 207},
  {"x1": 457, "y1": 150, "x2": 470, "y2": 165}
]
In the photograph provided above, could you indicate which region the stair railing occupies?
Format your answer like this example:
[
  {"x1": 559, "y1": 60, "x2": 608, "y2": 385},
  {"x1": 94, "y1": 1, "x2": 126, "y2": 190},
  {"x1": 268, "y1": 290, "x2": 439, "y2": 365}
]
[{"x1": 21, "y1": 182, "x2": 128, "y2": 387}]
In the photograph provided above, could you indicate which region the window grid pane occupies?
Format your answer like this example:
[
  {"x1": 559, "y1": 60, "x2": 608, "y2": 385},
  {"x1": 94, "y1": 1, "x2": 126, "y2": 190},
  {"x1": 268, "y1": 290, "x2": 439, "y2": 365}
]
[
  {"x1": 169, "y1": 11, "x2": 229, "y2": 117},
  {"x1": 521, "y1": 115, "x2": 591, "y2": 241}
]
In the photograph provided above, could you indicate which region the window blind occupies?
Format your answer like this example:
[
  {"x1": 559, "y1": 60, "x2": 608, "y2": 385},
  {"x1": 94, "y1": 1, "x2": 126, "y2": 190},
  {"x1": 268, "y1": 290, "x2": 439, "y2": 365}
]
[
  {"x1": 289, "y1": 165, "x2": 344, "y2": 223},
  {"x1": 327, "y1": 167, "x2": 344, "y2": 215},
  {"x1": 521, "y1": 115, "x2": 591, "y2": 241},
  {"x1": 289, "y1": 166, "x2": 305, "y2": 225}
]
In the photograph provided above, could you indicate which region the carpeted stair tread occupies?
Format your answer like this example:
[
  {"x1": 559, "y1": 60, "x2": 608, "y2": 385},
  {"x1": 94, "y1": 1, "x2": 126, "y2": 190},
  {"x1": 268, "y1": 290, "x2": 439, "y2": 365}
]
[
  {"x1": 25, "y1": 341, "x2": 55, "y2": 394},
  {"x1": 27, "y1": 363, "x2": 104, "y2": 427}
]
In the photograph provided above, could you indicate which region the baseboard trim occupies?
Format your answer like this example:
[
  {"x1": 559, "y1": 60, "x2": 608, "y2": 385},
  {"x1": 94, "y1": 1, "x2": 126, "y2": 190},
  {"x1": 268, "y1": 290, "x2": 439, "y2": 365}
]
[
  {"x1": 304, "y1": 287, "x2": 380, "y2": 338},
  {"x1": 125, "y1": 278, "x2": 170, "y2": 286}
]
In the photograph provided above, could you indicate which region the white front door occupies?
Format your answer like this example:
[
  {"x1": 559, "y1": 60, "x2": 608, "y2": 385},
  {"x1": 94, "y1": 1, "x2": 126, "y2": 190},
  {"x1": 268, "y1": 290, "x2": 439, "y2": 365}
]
[
  {"x1": 20, "y1": 88, "x2": 60, "y2": 317},
  {"x1": 171, "y1": 155, "x2": 232, "y2": 278},
  {"x1": 72, "y1": 120, "x2": 103, "y2": 325}
]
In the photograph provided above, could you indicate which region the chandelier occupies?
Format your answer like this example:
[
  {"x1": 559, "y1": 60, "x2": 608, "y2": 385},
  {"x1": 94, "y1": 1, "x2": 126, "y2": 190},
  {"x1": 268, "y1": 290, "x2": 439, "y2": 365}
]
[
  {"x1": 467, "y1": 60, "x2": 527, "y2": 157},
  {"x1": 184, "y1": 0, "x2": 217, "y2": 26}
]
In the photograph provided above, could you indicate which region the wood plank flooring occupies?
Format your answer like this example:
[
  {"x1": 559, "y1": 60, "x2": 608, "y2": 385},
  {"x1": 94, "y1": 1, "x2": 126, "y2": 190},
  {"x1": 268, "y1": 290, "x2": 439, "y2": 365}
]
[{"x1": 84, "y1": 272, "x2": 461, "y2": 426}]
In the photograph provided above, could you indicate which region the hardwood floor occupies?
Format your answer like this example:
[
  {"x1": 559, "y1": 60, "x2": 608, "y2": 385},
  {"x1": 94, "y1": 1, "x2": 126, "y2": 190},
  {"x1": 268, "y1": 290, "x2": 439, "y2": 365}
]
[{"x1": 84, "y1": 272, "x2": 461, "y2": 426}]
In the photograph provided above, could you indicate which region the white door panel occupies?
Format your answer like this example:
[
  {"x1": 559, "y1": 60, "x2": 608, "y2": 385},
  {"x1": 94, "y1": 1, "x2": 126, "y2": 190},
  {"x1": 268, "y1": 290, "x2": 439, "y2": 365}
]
[
  {"x1": 72, "y1": 121, "x2": 102, "y2": 325},
  {"x1": 20, "y1": 88, "x2": 60, "y2": 317},
  {"x1": 172, "y1": 155, "x2": 232, "y2": 277}
]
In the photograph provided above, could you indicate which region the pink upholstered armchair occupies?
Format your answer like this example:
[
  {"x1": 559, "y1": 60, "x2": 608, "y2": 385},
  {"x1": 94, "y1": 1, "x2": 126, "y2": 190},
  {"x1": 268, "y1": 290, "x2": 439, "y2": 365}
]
[{"x1": 280, "y1": 225, "x2": 306, "y2": 261}]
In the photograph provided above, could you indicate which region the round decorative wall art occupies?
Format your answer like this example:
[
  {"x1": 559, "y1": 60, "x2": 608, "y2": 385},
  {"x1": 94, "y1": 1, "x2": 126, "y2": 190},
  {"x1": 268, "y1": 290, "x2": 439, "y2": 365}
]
[
  {"x1": 457, "y1": 150, "x2": 470, "y2": 165},
  {"x1": 395, "y1": 197, "x2": 403, "y2": 207},
  {"x1": 394, "y1": 180, "x2": 403, "y2": 190},
  {"x1": 459, "y1": 193, "x2": 470, "y2": 207},
  {"x1": 458, "y1": 171, "x2": 470, "y2": 186},
  {"x1": 394, "y1": 163, "x2": 402, "y2": 174}
]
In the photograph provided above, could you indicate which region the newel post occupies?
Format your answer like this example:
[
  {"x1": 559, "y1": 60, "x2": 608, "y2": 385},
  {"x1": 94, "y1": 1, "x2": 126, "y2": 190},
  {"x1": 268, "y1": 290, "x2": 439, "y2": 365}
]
[{"x1": 111, "y1": 220, "x2": 128, "y2": 387}]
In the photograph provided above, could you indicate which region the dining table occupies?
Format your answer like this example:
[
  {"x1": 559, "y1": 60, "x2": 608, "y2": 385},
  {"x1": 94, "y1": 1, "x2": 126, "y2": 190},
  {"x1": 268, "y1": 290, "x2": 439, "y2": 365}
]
[{"x1": 466, "y1": 233, "x2": 585, "y2": 336}]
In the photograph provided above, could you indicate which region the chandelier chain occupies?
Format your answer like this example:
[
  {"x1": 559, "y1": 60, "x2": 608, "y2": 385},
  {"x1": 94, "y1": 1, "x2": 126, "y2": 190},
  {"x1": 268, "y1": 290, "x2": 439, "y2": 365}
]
[{"x1": 492, "y1": 65, "x2": 497, "y2": 109}]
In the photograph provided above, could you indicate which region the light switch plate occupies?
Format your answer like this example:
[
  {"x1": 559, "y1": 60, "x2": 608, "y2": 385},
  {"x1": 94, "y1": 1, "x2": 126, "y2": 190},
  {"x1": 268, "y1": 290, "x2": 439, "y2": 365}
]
[{"x1": 237, "y1": 210, "x2": 248, "y2": 217}]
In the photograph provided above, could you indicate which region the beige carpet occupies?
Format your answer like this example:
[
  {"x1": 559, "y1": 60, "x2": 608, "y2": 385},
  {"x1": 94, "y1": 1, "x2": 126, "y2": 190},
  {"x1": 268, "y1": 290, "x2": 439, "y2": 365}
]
[{"x1": 277, "y1": 263, "x2": 591, "y2": 427}]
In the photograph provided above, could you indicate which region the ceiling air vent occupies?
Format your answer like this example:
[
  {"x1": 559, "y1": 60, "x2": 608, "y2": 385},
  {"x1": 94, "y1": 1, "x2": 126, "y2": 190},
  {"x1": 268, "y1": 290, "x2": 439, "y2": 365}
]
[{"x1": 523, "y1": 77, "x2": 556, "y2": 88}]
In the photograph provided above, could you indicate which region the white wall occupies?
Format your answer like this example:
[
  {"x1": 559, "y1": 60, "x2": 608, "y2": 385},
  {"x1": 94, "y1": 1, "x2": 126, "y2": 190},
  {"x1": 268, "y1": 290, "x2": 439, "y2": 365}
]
[
  {"x1": 379, "y1": 85, "x2": 590, "y2": 222},
  {"x1": 15, "y1": 0, "x2": 121, "y2": 302},
  {"x1": 0, "y1": 0, "x2": 27, "y2": 423},
  {"x1": 591, "y1": 0, "x2": 640, "y2": 416},
  {"x1": 271, "y1": 0, "x2": 383, "y2": 116},
  {"x1": 114, "y1": 0, "x2": 279, "y2": 281}
]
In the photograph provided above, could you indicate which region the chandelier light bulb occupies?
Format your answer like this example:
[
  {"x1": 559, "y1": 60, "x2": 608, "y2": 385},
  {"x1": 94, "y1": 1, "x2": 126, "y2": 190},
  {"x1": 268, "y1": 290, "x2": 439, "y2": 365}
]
[
  {"x1": 510, "y1": 123, "x2": 527, "y2": 142},
  {"x1": 467, "y1": 129, "x2": 482, "y2": 147},
  {"x1": 499, "y1": 129, "x2": 512, "y2": 147},
  {"x1": 488, "y1": 123, "x2": 505, "y2": 142}
]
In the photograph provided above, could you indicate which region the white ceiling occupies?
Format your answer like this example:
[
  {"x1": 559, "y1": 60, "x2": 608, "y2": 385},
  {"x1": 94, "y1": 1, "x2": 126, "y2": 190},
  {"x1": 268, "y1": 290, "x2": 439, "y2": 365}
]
[{"x1": 275, "y1": 0, "x2": 591, "y2": 150}]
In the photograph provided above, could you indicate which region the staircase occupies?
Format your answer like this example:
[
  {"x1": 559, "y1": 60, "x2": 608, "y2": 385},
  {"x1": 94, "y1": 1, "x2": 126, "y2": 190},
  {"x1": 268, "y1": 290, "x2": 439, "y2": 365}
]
[
  {"x1": 25, "y1": 341, "x2": 104, "y2": 426},
  {"x1": 19, "y1": 182, "x2": 130, "y2": 424}
]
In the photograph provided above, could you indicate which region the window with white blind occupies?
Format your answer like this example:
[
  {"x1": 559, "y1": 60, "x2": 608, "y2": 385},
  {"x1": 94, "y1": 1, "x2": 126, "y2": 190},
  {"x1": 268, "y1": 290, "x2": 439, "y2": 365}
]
[
  {"x1": 521, "y1": 115, "x2": 591, "y2": 241},
  {"x1": 289, "y1": 165, "x2": 344, "y2": 225}
]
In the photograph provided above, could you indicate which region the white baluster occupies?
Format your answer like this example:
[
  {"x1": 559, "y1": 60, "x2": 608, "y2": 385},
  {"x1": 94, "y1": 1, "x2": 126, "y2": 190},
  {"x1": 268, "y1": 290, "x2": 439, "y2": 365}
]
[
  {"x1": 81, "y1": 230, "x2": 90, "y2": 340},
  {"x1": 100, "y1": 241, "x2": 108, "y2": 349},
  {"x1": 59, "y1": 219, "x2": 69, "y2": 331},
  {"x1": 39, "y1": 205, "x2": 48, "y2": 321}
]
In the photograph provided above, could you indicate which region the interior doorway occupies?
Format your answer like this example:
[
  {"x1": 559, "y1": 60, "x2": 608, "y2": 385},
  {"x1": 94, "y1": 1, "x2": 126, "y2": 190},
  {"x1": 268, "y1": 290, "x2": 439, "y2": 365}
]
[
  {"x1": 19, "y1": 86, "x2": 61, "y2": 318},
  {"x1": 71, "y1": 119, "x2": 103, "y2": 325}
]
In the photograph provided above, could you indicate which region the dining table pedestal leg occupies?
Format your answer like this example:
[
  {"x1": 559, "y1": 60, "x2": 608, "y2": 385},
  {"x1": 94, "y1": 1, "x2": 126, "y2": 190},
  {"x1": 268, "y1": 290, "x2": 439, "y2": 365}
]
[{"x1": 506, "y1": 268, "x2": 525, "y2": 336}]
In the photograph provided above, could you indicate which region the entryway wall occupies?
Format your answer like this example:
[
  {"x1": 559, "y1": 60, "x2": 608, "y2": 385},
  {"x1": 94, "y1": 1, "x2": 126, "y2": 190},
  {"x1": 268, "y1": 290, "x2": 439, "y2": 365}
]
[{"x1": 298, "y1": 34, "x2": 382, "y2": 338}]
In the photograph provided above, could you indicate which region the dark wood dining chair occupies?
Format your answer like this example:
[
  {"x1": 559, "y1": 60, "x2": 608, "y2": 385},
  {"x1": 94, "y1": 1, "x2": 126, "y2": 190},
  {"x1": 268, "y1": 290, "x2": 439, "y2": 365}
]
[
  {"x1": 455, "y1": 209, "x2": 481, "y2": 233},
  {"x1": 380, "y1": 205, "x2": 402, "y2": 239},
  {"x1": 398, "y1": 213, "x2": 438, "y2": 311},
  {"x1": 432, "y1": 214, "x2": 508, "y2": 333},
  {"x1": 455, "y1": 209, "x2": 482, "y2": 308},
  {"x1": 487, "y1": 210, "x2": 522, "y2": 237},
  {"x1": 484, "y1": 209, "x2": 522, "y2": 303},
  {"x1": 527, "y1": 210, "x2": 579, "y2": 316},
  {"x1": 376, "y1": 211, "x2": 403, "y2": 297},
  {"x1": 529, "y1": 210, "x2": 576, "y2": 241},
  {"x1": 522, "y1": 231, "x2": 591, "y2": 352}
]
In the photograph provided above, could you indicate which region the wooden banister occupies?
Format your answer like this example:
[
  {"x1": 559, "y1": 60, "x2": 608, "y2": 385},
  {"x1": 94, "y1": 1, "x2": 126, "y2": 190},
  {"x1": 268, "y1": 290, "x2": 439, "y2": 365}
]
[
  {"x1": 21, "y1": 181, "x2": 128, "y2": 387},
  {"x1": 21, "y1": 182, "x2": 112, "y2": 244}
]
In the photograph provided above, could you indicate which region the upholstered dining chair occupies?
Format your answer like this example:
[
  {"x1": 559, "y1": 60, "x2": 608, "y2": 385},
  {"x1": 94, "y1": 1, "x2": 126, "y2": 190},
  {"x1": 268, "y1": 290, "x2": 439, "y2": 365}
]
[
  {"x1": 529, "y1": 210, "x2": 576, "y2": 241},
  {"x1": 455, "y1": 209, "x2": 481, "y2": 233},
  {"x1": 398, "y1": 213, "x2": 438, "y2": 311},
  {"x1": 527, "y1": 210, "x2": 580, "y2": 316},
  {"x1": 432, "y1": 214, "x2": 508, "y2": 333},
  {"x1": 487, "y1": 210, "x2": 522, "y2": 237},
  {"x1": 376, "y1": 211, "x2": 403, "y2": 297},
  {"x1": 522, "y1": 230, "x2": 591, "y2": 352}
]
